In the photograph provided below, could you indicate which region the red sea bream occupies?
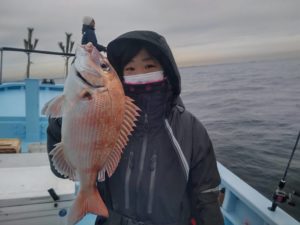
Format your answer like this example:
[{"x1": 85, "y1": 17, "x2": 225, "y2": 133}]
[{"x1": 42, "y1": 43, "x2": 139, "y2": 225}]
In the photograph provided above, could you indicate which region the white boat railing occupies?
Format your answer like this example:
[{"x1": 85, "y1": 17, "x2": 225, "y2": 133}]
[{"x1": 218, "y1": 162, "x2": 299, "y2": 225}]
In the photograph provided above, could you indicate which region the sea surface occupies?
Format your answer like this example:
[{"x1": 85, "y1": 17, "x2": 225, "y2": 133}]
[{"x1": 179, "y1": 57, "x2": 300, "y2": 221}]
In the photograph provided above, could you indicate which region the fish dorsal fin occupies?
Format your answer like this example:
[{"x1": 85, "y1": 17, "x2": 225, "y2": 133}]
[
  {"x1": 98, "y1": 96, "x2": 140, "y2": 181},
  {"x1": 42, "y1": 95, "x2": 65, "y2": 118},
  {"x1": 49, "y1": 142, "x2": 77, "y2": 180}
]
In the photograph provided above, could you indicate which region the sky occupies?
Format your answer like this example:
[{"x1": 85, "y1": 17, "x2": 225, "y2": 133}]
[{"x1": 1, "y1": 0, "x2": 300, "y2": 80}]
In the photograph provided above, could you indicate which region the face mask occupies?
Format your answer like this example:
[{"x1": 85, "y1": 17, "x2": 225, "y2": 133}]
[{"x1": 123, "y1": 70, "x2": 164, "y2": 85}]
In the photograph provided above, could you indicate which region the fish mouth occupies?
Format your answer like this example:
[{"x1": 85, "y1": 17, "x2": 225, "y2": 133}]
[{"x1": 76, "y1": 71, "x2": 104, "y2": 88}]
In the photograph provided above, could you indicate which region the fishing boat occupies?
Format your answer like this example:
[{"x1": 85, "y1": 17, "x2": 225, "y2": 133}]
[{"x1": 0, "y1": 48, "x2": 299, "y2": 225}]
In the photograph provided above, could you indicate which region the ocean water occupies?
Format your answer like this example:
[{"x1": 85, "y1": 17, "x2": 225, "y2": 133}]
[{"x1": 179, "y1": 57, "x2": 300, "y2": 221}]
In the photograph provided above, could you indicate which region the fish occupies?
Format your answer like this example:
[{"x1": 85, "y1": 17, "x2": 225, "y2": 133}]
[{"x1": 42, "y1": 43, "x2": 140, "y2": 225}]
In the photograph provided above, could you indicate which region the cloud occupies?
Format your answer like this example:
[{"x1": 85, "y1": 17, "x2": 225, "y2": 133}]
[{"x1": 1, "y1": 0, "x2": 300, "y2": 77}]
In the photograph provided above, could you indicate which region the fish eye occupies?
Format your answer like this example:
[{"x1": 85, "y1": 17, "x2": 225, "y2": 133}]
[{"x1": 101, "y1": 63, "x2": 110, "y2": 72}]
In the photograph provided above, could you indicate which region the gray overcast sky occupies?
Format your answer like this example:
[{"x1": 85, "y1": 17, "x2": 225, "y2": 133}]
[{"x1": 1, "y1": 0, "x2": 300, "y2": 78}]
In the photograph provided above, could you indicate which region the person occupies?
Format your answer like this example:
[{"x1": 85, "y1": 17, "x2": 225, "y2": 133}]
[
  {"x1": 47, "y1": 30, "x2": 224, "y2": 225},
  {"x1": 81, "y1": 16, "x2": 107, "y2": 52}
]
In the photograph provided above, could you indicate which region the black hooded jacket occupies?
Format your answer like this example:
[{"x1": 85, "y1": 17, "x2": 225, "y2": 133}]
[
  {"x1": 103, "y1": 31, "x2": 223, "y2": 225},
  {"x1": 81, "y1": 24, "x2": 107, "y2": 52},
  {"x1": 47, "y1": 31, "x2": 224, "y2": 225}
]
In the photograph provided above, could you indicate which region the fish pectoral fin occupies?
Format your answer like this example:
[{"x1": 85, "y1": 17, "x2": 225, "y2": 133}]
[
  {"x1": 42, "y1": 94, "x2": 65, "y2": 117},
  {"x1": 50, "y1": 142, "x2": 76, "y2": 180},
  {"x1": 98, "y1": 96, "x2": 140, "y2": 181}
]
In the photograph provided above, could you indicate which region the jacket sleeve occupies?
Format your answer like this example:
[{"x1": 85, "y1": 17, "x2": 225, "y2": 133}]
[
  {"x1": 188, "y1": 119, "x2": 224, "y2": 225},
  {"x1": 47, "y1": 117, "x2": 66, "y2": 178},
  {"x1": 82, "y1": 30, "x2": 107, "y2": 52},
  {"x1": 95, "y1": 43, "x2": 107, "y2": 52}
]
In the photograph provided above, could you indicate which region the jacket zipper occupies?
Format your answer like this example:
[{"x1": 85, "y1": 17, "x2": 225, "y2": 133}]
[
  {"x1": 147, "y1": 154, "x2": 157, "y2": 214},
  {"x1": 164, "y1": 119, "x2": 189, "y2": 181},
  {"x1": 125, "y1": 151, "x2": 134, "y2": 209},
  {"x1": 136, "y1": 113, "x2": 148, "y2": 206}
]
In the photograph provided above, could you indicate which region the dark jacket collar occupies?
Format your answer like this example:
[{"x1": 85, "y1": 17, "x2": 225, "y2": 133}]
[
  {"x1": 125, "y1": 81, "x2": 169, "y2": 125},
  {"x1": 124, "y1": 80, "x2": 185, "y2": 120}
]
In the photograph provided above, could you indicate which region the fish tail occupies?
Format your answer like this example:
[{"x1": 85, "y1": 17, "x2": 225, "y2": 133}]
[{"x1": 68, "y1": 187, "x2": 109, "y2": 225}]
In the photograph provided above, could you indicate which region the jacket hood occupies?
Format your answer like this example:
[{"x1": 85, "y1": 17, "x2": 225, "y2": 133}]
[{"x1": 107, "y1": 30, "x2": 181, "y2": 97}]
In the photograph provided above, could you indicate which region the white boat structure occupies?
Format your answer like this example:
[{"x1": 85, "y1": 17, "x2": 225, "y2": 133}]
[{"x1": 0, "y1": 48, "x2": 299, "y2": 225}]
